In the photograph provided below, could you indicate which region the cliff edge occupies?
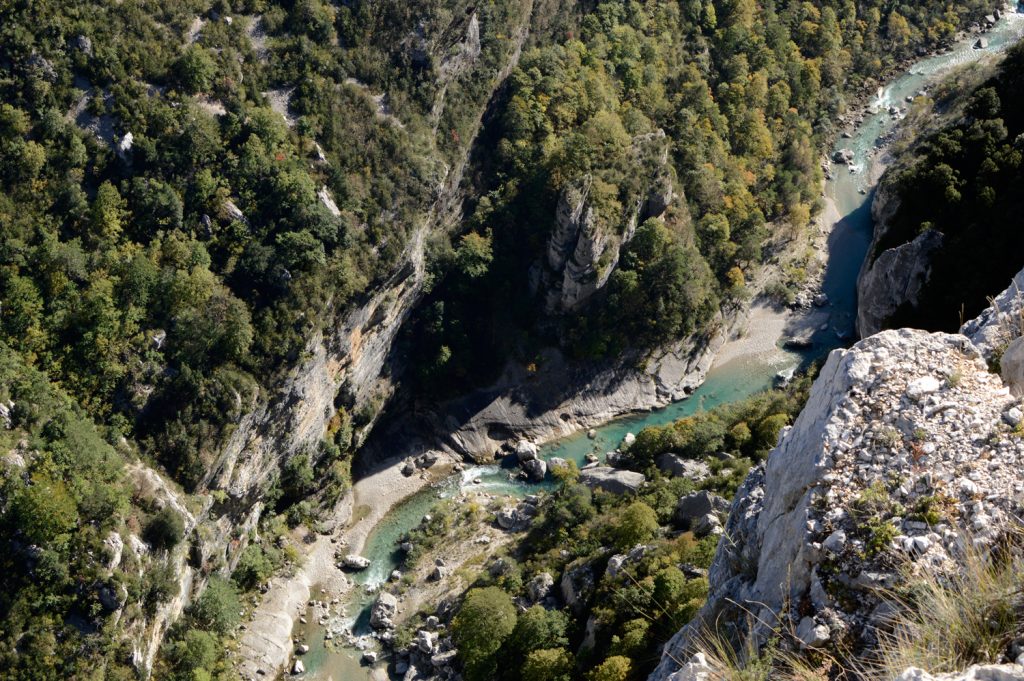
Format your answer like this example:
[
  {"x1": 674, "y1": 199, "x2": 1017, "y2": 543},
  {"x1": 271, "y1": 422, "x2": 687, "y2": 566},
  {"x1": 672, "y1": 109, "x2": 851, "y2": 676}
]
[{"x1": 652, "y1": 267, "x2": 1024, "y2": 681}]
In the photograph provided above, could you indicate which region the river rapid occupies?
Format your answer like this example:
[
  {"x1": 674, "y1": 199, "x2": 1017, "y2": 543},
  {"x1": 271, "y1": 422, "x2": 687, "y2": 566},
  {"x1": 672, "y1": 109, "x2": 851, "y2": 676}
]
[{"x1": 293, "y1": 11, "x2": 1024, "y2": 680}]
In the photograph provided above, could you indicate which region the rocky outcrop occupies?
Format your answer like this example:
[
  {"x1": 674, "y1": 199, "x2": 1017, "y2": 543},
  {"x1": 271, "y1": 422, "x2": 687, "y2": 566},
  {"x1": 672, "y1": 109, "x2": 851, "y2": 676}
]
[
  {"x1": 578, "y1": 466, "x2": 645, "y2": 494},
  {"x1": 651, "y1": 281, "x2": 1024, "y2": 679},
  {"x1": 961, "y1": 266, "x2": 1024, "y2": 359},
  {"x1": 430, "y1": 313, "x2": 732, "y2": 462},
  {"x1": 533, "y1": 130, "x2": 677, "y2": 315},
  {"x1": 897, "y1": 665, "x2": 1024, "y2": 681},
  {"x1": 857, "y1": 229, "x2": 944, "y2": 337}
]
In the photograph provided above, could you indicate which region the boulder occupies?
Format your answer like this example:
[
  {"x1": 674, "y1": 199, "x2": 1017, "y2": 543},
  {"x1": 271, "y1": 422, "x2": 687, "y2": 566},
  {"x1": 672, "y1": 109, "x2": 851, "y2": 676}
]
[
  {"x1": 342, "y1": 554, "x2": 371, "y2": 570},
  {"x1": 369, "y1": 592, "x2": 398, "y2": 629},
  {"x1": 496, "y1": 507, "x2": 520, "y2": 530},
  {"x1": 431, "y1": 649, "x2": 458, "y2": 668},
  {"x1": 656, "y1": 453, "x2": 710, "y2": 481},
  {"x1": 292, "y1": 659, "x2": 305, "y2": 674},
  {"x1": 895, "y1": 664, "x2": 1024, "y2": 681},
  {"x1": 1000, "y1": 336, "x2": 1024, "y2": 397},
  {"x1": 548, "y1": 456, "x2": 570, "y2": 471},
  {"x1": 73, "y1": 35, "x2": 92, "y2": 55},
  {"x1": 674, "y1": 491, "x2": 729, "y2": 528},
  {"x1": 414, "y1": 629, "x2": 437, "y2": 654},
  {"x1": 527, "y1": 572, "x2": 554, "y2": 603},
  {"x1": 103, "y1": 531, "x2": 124, "y2": 571},
  {"x1": 516, "y1": 440, "x2": 539, "y2": 462},
  {"x1": 692, "y1": 513, "x2": 723, "y2": 538},
  {"x1": 578, "y1": 466, "x2": 645, "y2": 494},
  {"x1": 667, "y1": 653, "x2": 714, "y2": 681},
  {"x1": 522, "y1": 457, "x2": 547, "y2": 482}
]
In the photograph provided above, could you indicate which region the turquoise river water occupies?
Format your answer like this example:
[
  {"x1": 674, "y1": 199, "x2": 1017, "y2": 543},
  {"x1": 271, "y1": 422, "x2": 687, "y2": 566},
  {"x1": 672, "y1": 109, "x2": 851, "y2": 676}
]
[{"x1": 298, "y1": 12, "x2": 1024, "y2": 679}]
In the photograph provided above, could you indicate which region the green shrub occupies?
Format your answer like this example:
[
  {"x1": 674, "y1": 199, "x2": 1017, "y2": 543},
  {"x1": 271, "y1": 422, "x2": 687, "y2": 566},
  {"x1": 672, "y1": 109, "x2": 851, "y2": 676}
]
[
  {"x1": 145, "y1": 507, "x2": 185, "y2": 551},
  {"x1": 188, "y1": 577, "x2": 241, "y2": 636}
]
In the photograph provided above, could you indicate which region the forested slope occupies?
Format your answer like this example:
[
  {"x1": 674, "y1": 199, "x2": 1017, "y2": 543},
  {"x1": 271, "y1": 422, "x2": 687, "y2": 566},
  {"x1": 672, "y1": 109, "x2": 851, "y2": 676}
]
[{"x1": 404, "y1": 0, "x2": 1001, "y2": 397}]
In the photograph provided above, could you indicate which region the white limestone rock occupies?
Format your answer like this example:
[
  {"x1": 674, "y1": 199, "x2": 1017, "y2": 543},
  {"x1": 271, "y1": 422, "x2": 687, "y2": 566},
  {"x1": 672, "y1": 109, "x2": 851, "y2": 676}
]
[{"x1": 649, "y1": 321, "x2": 1024, "y2": 681}]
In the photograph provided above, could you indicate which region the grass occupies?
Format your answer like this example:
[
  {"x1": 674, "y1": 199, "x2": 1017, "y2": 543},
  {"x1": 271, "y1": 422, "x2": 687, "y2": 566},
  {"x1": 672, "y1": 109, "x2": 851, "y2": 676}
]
[
  {"x1": 692, "y1": 624, "x2": 843, "y2": 681},
  {"x1": 691, "y1": 530, "x2": 1024, "y2": 681},
  {"x1": 866, "y1": 533, "x2": 1024, "y2": 676}
]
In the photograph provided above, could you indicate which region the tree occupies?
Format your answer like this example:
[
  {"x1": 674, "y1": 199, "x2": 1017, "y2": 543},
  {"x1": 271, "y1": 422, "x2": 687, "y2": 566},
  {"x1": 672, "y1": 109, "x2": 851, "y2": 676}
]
[
  {"x1": 510, "y1": 606, "x2": 569, "y2": 656},
  {"x1": 755, "y1": 413, "x2": 790, "y2": 451},
  {"x1": 90, "y1": 181, "x2": 126, "y2": 243},
  {"x1": 188, "y1": 577, "x2": 240, "y2": 635},
  {"x1": 522, "y1": 648, "x2": 573, "y2": 681},
  {"x1": 166, "y1": 629, "x2": 218, "y2": 675},
  {"x1": 589, "y1": 655, "x2": 632, "y2": 681},
  {"x1": 175, "y1": 46, "x2": 217, "y2": 94},
  {"x1": 452, "y1": 587, "x2": 517, "y2": 681},
  {"x1": 609, "y1": 501, "x2": 659, "y2": 551},
  {"x1": 12, "y1": 475, "x2": 79, "y2": 545},
  {"x1": 454, "y1": 230, "x2": 493, "y2": 279},
  {"x1": 233, "y1": 544, "x2": 275, "y2": 590}
]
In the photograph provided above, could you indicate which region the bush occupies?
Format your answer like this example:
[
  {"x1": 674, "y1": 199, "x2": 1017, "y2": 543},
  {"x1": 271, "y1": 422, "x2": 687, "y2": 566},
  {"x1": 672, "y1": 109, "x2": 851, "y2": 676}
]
[
  {"x1": 589, "y1": 656, "x2": 632, "y2": 681},
  {"x1": 188, "y1": 577, "x2": 241, "y2": 636},
  {"x1": 233, "y1": 543, "x2": 278, "y2": 590},
  {"x1": 144, "y1": 507, "x2": 185, "y2": 551},
  {"x1": 608, "y1": 501, "x2": 659, "y2": 551}
]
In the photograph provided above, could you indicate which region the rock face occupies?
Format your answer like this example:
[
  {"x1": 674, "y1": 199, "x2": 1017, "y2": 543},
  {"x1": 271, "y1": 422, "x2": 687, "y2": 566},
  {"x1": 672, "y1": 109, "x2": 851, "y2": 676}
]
[
  {"x1": 857, "y1": 229, "x2": 944, "y2": 337},
  {"x1": 578, "y1": 467, "x2": 645, "y2": 494},
  {"x1": 673, "y1": 491, "x2": 728, "y2": 528},
  {"x1": 534, "y1": 131, "x2": 677, "y2": 315},
  {"x1": 897, "y1": 665, "x2": 1024, "y2": 681},
  {"x1": 650, "y1": 279, "x2": 1024, "y2": 680},
  {"x1": 435, "y1": 315, "x2": 732, "y2": 461}
]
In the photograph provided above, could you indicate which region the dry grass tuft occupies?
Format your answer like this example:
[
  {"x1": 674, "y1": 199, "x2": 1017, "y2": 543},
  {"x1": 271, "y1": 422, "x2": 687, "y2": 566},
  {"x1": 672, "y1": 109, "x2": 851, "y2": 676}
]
[{"x1": 866, "y1": 534, "x2": 1024, "y2": 677}]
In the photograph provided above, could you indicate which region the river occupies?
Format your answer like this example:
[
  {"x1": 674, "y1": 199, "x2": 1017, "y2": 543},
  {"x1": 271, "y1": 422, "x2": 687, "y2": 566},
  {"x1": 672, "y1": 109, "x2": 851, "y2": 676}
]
[{"x1": 294, "y1": 11, "x2": 1024, "y2": 679}]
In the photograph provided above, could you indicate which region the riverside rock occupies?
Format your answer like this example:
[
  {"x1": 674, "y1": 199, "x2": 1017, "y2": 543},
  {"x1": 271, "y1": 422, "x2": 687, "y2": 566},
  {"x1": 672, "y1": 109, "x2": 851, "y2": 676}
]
[
  {"x1": 515, "y1": 440, "x2": 539, "y2": 462},
  {"x1": 651, "y1": 288, "x2": 1024, "y2": 680},
  {"x1": 578, "y1": 466, "x2": 645, "y2": 494},
  {"x1": 341, "y1": 554, "x2": 371, "y2": 570},
  {"x1": 369, "y1": 592, "x2": 398, "y2": 629},
  {"x1": 522, "y1": 457, "x2": 547, "y2": 482}
]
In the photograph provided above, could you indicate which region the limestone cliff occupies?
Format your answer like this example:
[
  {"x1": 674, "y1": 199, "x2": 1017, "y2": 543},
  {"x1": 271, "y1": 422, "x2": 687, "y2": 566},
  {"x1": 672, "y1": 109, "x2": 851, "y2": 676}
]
[
  {"x1": 121, "y1": 3, "x2": 539, "y2": 676},
  {"x1": 857, "y1": 228, "x2": 944, "y2": 337},
  {"x1": 855, "y1": 178, "x2": 914, "y2": 337},
  {"x1": 534, "y1": 130, "x2": 678, "y2": 315},
  {"x1": 652, "y1": 268, "x2": 1024, "y2": 680}
]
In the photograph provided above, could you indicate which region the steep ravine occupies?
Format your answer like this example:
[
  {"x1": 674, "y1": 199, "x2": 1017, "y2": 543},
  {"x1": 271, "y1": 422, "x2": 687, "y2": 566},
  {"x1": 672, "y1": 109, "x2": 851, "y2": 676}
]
[
  {"x1": 122, "y1": 1, "x2": 541, "y2": 676},
  {"x1": 225, "y1": 2, "x2": 543, "y2": 678}
]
